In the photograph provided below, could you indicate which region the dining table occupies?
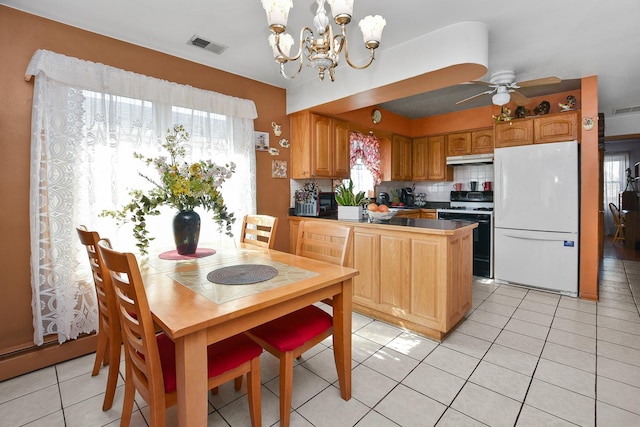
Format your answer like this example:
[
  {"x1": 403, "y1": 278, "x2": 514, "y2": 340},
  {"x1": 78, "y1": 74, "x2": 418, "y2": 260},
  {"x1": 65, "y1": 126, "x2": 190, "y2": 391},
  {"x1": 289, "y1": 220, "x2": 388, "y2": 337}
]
[{"x1": 139, "y1": 242, "x2": 359, "y2": 427}]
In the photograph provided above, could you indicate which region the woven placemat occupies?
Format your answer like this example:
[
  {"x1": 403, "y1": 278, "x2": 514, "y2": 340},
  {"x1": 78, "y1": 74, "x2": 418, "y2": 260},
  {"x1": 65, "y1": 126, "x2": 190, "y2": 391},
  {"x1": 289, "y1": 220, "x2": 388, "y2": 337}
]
[{"x1": 206, "y1": 264, "x2": 278, "y2": 285}]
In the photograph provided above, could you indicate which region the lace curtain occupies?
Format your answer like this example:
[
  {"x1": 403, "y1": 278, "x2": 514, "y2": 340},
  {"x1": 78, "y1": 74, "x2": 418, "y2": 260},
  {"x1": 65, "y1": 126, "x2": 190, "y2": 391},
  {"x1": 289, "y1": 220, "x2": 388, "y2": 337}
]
[
  {"x1": 603, "y1": 152, "x2": 629, "y2": 236},
  {"x1": 26, "y1": 50, "x2": 257, "y2": 345}
]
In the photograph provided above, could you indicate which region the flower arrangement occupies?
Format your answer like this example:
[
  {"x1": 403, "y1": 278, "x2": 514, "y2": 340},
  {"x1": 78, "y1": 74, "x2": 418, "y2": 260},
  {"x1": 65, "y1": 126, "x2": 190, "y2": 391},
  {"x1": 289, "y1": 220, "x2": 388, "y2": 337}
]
[
  {"x1": 294, "y1": 181, "x2": 320, "y2": 204},
  {"x1": 101, "y1": 124, "x2": 236, "y2": 254}
]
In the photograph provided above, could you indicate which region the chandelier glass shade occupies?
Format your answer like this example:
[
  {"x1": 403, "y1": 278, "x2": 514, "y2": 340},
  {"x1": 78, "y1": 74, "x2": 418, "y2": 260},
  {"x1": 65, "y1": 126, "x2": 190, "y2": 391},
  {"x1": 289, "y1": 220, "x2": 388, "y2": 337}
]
[{"x1": 261, "y1": 0, "x2": 386, "y2": 82}]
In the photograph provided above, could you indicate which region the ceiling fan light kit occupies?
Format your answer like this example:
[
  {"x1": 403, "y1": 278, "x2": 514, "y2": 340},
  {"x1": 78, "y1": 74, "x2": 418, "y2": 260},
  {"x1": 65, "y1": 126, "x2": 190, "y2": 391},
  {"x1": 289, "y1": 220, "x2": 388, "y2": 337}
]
[
  {"x1": 456, "y1": 70, "x2": 561, "y2": 108},
  {"x1": 261, "y1": 0, "x2": 386, "y2": 82}
]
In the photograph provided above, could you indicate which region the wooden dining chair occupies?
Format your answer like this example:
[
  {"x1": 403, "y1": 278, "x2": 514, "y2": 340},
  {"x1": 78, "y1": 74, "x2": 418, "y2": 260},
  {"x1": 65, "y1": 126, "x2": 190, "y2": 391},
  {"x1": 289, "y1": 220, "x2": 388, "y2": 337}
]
[
  {"x1": 240, "y1": 214, "x2": 279, "y2": 249},
  {"x1": 96, "y1": 239, "x2": 263, "y2": 427},
  {"x1": 610, "y1": 202, "x2": 626, "y2": 244},
  {"x1": 246, "y1": 220, "x2": 352, "y2": 427},
  {"x1": 76, "y1": 226, "x2": 121, "y2": 411}
]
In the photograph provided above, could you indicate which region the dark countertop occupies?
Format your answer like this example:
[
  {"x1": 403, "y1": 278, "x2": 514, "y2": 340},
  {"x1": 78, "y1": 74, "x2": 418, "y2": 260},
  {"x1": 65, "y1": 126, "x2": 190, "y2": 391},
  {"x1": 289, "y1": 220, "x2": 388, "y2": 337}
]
[{"x1": 288, "y1": 214, "x2": 477, "y2": 234}]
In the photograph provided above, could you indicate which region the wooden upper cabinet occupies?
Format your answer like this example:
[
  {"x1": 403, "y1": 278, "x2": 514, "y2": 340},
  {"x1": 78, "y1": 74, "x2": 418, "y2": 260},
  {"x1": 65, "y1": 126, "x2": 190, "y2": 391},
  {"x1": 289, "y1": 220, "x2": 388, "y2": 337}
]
[
  {"x1": 494, "y1": 119, "x2": 534, "y2": 148},
  {"x1": 471, "y1": 129, "x2": 494, "y2": 153},
  {"x1": 391, "y1": 134, "x2": 412, "y2": 181},
  {"x1": 534, "y1": 111, "x2": 578, "y2": 144},
  {"x1": 446, "y1": 132, "x2": 472, "y2": 156},
  {"x1": 412, "y1": 136, "x2": 428, "y2": 181},
  {"x1": 311, "y1": 114, "x2": 332, "y2": 177},
  {"x1": 290, "y1": 111, "x2": 350, "y2": 179},
  {"x1": 427, "y1": 135, "x2": 453, "y2": 181},
  {"x1": 333, "y1": 119, "x2": 350, "y2": 177}
]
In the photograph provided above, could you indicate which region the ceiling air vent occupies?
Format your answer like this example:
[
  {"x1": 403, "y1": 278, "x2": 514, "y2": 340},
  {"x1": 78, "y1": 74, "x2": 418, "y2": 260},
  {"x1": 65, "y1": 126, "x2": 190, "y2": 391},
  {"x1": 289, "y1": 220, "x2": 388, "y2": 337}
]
[
  {"x1": 187, "y1": 35, "x2": 228, "y2": 55},
  {"x1": 612, "y1": 105, "x2": 640, "y2": 115}
]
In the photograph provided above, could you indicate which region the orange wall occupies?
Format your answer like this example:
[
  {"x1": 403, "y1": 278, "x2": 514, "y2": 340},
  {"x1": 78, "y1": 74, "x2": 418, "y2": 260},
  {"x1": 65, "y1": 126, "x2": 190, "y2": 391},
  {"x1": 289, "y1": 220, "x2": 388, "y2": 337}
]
[{"x1": 0, "y1": 6, "x2": 289, "y2": 366}]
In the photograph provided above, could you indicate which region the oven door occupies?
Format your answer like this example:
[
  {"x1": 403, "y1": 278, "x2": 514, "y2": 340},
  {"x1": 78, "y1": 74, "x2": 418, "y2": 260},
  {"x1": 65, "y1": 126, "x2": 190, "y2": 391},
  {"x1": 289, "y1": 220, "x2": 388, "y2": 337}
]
[{"x1": 438, "y1": 211, "x2": 493, "y2": 278}]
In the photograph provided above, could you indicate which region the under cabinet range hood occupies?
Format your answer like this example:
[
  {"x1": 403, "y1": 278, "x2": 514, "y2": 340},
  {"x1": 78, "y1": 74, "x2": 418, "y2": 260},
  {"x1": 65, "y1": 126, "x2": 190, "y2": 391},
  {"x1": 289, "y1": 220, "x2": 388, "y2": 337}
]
[{"x1": 446, "y1": 153, "x2": 494, "y2": 165}]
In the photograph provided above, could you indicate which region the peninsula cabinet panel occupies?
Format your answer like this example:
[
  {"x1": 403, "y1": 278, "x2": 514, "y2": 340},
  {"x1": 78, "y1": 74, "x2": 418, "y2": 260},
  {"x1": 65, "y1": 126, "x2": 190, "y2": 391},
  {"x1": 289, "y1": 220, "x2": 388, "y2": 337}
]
[
  {"x1": 446, "y1": 132, "x2": 472, "y2": 156},
  {"x1": 353, "y1": 230, "x2": 380, "y2": 305},
  {"x1": 494, "y1": 119, "x2": 533, "y2": 147},
  {"x1": 471, "y1": 129, "x2": 494, "y2": 153},
  {"x1": 409, "y1": 239, "x2": 441, "y2": 325},
  {"x1": 379, "y1": 234, "x2": 408, "y2": 310},
  {"x1": 446, "y1": 232, "x2": 473, "y2": 328},
  {"x1": 534, "y1": 111, "x2": 578, "y2": 144}
]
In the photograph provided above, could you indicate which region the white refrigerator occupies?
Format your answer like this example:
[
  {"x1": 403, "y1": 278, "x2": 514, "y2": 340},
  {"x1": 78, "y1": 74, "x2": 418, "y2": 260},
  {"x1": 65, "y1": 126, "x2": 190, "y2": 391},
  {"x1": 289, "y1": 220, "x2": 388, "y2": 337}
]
[{"x1": 494, "y1": 140, "x2": 579, "y2": 296}]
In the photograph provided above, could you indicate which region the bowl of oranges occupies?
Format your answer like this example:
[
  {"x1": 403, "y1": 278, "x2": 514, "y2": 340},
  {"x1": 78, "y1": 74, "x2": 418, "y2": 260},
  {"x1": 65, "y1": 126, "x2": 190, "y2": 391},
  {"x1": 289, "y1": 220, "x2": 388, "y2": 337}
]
[{"x1": 366, "y1": 203, "x2": 398, "y2": 222}]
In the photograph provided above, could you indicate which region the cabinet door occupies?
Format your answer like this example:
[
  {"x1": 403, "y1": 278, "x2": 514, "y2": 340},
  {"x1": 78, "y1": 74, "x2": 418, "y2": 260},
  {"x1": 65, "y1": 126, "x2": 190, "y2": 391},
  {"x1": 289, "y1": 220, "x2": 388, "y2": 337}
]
[
  {"x1": 353, "y1": 230, "x2": 380, "y2": 305},
  {"x1": 311, "y1": 114, "x2": 333, "y2": 177},
  {"x1": 412, "y1": 137, "x2": 428, "y2": 180},
  {"x1": 379, "y1": 234, "x2": 408, "y2": 310},
  {"x1": 534, "y1": 112, "x2": 578, "y2": 144},
  {"x1": 494, "y1": 119, "x2": 533, "y2": 147},
  {"x1": 446, "y1": 132, "x2": 471, "y2": 156},
  {"x1": 402, "y1": 137, "x2": 413, "y2": 180},
  {"x1": 391, "y1": 134, "x2": 412, "y2": 181},
  {"x1": 427, "y1": 135, "x2": 453, "y2": 181},
  {"x1": 471, "y1": 129, "x2": 493, "y2": 153},
  {"x1": 333, "y1": 119, "x2": 350, "y2": 178},
  {"x1": 290, "y1": 113, "x2": 312, "y2": 178}
]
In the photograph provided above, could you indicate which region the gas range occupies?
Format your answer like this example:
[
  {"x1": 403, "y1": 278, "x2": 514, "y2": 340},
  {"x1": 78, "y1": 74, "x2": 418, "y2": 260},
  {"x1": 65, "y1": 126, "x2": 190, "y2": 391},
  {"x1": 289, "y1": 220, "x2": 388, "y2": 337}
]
[{"x1": 437, "y1": 191, "x2": 494, "y2": 215}]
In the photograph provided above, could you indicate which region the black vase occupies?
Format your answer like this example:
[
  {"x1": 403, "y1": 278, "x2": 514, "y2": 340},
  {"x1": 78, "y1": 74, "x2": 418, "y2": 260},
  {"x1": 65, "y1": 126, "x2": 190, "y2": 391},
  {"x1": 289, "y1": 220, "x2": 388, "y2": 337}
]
[{"x1": 173, "y1": 210, "x2": 201, "y2": 255}]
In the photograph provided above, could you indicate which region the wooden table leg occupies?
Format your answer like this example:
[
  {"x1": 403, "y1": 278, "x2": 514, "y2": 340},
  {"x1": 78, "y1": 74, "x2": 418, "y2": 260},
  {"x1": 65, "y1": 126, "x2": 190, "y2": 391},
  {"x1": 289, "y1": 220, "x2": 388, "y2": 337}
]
[
  {"x1": 332, "y1": 278, "x2": 352, "y2": 400},
  {"x1": 175, "y1": 330, "x2": 208, "y2": 427}
]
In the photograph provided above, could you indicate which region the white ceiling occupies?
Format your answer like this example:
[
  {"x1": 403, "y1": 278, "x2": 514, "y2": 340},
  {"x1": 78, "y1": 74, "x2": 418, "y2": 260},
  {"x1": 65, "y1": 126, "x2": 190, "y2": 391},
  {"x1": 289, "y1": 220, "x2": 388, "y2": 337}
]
[{"x1": 3, "y1": 0, "x2": 640, "y2": 137}]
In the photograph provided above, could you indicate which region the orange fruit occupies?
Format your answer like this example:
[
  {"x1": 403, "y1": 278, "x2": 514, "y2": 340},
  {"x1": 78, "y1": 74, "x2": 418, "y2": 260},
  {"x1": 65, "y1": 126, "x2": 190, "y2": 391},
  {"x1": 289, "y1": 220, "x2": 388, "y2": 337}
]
[
  {"x1": 378, "y1": 204, "x2": 389, "y2": 212},
  {"x1": 367, "y1": 203, "x2": 379, "y2": 212}
]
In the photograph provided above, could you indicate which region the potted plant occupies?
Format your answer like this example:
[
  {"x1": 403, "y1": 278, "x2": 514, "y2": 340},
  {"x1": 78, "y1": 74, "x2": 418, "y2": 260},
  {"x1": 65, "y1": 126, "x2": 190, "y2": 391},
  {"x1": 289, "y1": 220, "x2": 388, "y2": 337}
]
[
  {"x1": 335, "y1": 179, "x2": 366, "y2": 220},
  {"x1": 101, "y1": 124, "x2": 236, "y2": 255}
]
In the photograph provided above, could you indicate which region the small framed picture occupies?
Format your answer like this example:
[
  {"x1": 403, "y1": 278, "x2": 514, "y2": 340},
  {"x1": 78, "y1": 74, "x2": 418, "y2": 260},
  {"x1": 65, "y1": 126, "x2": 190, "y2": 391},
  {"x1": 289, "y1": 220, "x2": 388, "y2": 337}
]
[
  {"x1": 254, "y1": 131, "x2": 269, "y2": 151},
  {"x1": 272, "y1": 160, "x2": 287, "y2": 178}
]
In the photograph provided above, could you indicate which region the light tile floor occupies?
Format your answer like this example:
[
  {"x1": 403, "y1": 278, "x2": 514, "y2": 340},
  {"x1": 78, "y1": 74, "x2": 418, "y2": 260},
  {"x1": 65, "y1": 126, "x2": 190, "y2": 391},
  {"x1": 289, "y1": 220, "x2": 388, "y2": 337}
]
[{"x1": 2, "y1": 256, "x2": 640, "y2": 426}]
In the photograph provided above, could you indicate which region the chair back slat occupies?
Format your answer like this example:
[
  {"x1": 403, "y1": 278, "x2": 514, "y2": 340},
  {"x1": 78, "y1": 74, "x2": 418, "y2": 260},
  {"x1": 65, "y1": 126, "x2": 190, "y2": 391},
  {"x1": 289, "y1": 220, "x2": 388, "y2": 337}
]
[
  {"x1": 295, "y1": 220, "x2": 352, "y2": 266},
  {"x1": 241, "y1": 214, "x2": 279, "y2": 248}
]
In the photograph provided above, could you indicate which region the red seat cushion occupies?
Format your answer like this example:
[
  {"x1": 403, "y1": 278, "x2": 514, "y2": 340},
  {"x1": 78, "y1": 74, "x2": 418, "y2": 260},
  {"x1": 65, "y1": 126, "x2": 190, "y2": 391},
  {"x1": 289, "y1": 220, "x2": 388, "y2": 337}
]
[
  {"x1": 249, "y1": 305, "x2": 333, "y2": 352},
  {"x1": 156, "y1": 333, "x2": 262, "y2": 393}
]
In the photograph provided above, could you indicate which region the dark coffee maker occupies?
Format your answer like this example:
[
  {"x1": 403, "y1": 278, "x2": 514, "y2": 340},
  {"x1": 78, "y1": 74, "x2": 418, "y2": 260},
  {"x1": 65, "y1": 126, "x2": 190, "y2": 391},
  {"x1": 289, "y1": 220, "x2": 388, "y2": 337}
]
[
  {"x1": 378, "y1": 192, "x2": 390, "y2": 206},
  {"x1": 400, "y1": 188, "x2": 415, "y2": 206}
]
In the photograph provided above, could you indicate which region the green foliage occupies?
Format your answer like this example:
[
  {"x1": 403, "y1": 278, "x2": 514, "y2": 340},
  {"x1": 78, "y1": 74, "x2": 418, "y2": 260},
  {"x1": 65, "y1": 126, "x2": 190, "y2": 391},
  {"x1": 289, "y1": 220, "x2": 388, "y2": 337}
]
[
  {"x1": 100, "y1": 125, "x2": 236, "y2": 255},
  {"x1": 334, "y1": 179, "x2": 366, "y2": 206}
]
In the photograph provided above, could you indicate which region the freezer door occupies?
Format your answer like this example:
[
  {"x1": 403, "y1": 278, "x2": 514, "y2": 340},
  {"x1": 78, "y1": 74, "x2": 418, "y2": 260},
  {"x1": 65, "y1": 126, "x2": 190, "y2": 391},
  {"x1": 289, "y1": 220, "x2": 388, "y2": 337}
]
[
  {"x1": 494, "y1": 228, "x2": 578, "y2": 296},
  {"x1": 495, "y1": 141, "x2": 579, "y2": 233}
]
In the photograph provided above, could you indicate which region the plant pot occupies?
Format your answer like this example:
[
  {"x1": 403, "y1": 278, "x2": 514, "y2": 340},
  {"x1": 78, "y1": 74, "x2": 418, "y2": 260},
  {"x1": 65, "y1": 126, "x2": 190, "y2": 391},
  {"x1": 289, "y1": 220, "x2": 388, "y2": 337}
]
[
  {"x1": 173, "y1": 210, "x2": 201, "y2": 255},
  {"x1": 338, "y1": 205, "x2": 363, "y2": 220}
]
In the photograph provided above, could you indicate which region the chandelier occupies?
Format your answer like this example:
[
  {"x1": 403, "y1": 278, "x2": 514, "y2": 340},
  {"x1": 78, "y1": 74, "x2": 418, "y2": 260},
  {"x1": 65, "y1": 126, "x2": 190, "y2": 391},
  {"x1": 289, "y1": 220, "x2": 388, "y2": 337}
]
[{"x1": 261, "y1": 0, "x2": 386, "y2": 82}]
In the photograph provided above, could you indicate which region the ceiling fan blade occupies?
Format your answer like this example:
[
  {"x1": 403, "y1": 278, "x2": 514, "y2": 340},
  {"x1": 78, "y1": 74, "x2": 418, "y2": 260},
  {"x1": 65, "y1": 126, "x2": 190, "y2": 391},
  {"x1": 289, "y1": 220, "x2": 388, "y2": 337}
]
[
  {"x1": 516, "y1": 76, "x2": 561, "y2": 88},
  {"x1": 456, "y1": 89, "x2": 494, "y2": 105},
  {"x1": 509, "y1": 90, "x2": 530, "y2": 106}
]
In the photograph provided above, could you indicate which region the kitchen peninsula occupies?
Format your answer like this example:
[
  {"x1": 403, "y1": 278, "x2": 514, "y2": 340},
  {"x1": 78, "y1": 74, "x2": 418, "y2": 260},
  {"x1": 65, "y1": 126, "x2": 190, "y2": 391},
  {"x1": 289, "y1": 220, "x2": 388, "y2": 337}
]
[{"x1": 289, "y1": 216, "x2": 477, "y2": 341}]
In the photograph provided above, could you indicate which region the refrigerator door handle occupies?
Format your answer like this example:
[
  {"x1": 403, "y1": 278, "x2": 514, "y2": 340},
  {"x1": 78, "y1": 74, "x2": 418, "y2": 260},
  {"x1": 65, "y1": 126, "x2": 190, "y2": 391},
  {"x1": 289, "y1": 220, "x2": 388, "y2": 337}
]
[{"x1": 501, "y1": 231, "x2": 576, "y2": 243}]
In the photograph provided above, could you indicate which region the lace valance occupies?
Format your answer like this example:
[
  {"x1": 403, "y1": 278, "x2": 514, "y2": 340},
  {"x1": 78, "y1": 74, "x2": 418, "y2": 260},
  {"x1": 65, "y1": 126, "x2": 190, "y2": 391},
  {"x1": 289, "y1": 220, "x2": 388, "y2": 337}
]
[{"x1": 25, "y1": 49, "x2": 258, "y2": 119}]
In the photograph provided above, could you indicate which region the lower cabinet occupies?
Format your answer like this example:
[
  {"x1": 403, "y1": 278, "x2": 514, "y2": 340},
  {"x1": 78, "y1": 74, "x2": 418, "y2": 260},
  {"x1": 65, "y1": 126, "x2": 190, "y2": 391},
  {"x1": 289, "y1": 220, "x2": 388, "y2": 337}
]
[{"x1": 352, "y1": 224, "x2": 473, "y2": 340}]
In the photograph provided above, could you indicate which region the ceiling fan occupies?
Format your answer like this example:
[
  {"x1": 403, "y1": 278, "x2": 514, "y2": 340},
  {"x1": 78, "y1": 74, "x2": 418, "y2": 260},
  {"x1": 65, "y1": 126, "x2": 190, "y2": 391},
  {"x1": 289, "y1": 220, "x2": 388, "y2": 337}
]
[{"x1": 456, "y1": 70, "x2": 561, "y2": 106}]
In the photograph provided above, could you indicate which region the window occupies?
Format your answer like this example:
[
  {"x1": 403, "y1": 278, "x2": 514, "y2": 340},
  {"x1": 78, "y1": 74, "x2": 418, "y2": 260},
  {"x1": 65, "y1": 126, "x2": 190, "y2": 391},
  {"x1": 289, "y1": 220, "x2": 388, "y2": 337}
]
[
  {"x1": 27, "y1": 49, "x2": 257, "y2": 344},
  {"x1": 349, "y1": 131, "x2": 381, "y2": 198}
]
